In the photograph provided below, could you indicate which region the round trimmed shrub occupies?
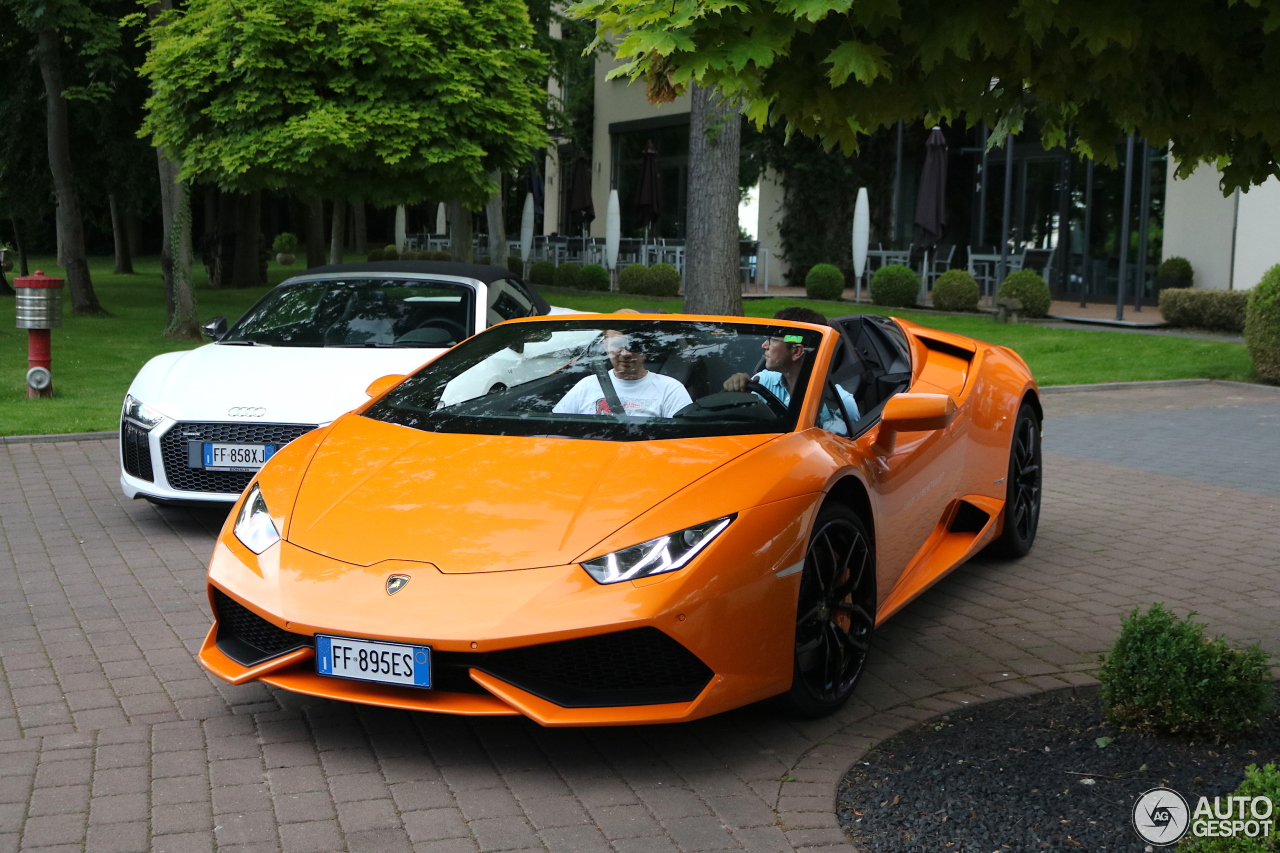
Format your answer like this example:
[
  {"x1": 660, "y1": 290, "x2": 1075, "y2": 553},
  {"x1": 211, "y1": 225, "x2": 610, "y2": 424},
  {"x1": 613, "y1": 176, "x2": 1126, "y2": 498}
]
[
  {"x1": 554, "y1": 263, "x2": 582, "y2": 289},
  {"x1": 272, "y1": 232, "x2": 298, "y2": 254},
  {"x1": 1098, "y1": 603, "x2": 1273, "y2": 741},
  {"x1": 618, "y1": 264, "x2": 652, "y2": 294},
  {"x1": 805, "y1": 264, "x2": 845, "y2": 301},
  {"x1": 931, "y1": 269, "x2": 980, "y2": 312},
  {"x1": 383, "y1": 244, "x2": 399, "y2": 257},
  {"x1": 367, "y1": 249, "x2": 386, "y2": 261},
  {"x1": 425, "y1": 250, "x2": 452, "y2": 261},
  {"x1": 528, "y1": 260, "x2": 556, "y2": 286},
  {"x1": 996, "y1": 269, "x2": 1052, "y2": 318},
  {"x1": 1180, "y1": 763, "x2": 1280, "y2": 852},
  {"x1": 579, "y1": 264, "x2": 610, "y2": 291},
  {"x1": 869, "y1": 264, "x2": 920, "y2": 308},
  {"x1": 1246, "y1": 264, "x2": 1280, "y2": 383},
  {"x1": 647, "y1": 263, "x2": 681, "y2": 297},
  {"x1": 1157, "y1": 256, "x2": 1194, "y2": 283}
]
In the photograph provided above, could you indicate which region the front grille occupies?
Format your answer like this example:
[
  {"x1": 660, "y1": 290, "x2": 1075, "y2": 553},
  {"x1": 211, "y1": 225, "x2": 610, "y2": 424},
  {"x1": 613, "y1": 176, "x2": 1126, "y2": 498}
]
[
  {"x1": 213, "y1": 589, "x2": 312, "y2": 666},
  {"x1": 160, "y1": 421, "x2": 315, "y2": 493},
  {"x1": 120, "y1": 420, "x2": 154, "y2": 482},
  {"x1": 476, "y1": 628, "x2": 713, "y2": 708}
]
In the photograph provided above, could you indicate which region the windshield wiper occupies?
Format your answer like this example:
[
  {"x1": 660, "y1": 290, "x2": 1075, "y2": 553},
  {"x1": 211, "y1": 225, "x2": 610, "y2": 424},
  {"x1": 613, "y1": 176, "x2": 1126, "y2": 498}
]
[
  {"x1": 218, "y1": 340, "x2": 260, "y2": 346},
  {"x1": 325, "y1": 342, "x2": 397, "y2": 348}
]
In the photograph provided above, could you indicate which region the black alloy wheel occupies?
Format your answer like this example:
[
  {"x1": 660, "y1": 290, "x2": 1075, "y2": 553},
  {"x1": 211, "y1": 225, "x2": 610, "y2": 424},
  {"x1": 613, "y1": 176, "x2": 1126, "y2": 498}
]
[
  {"x1": 985, "y1": 401, "x2": 1043, "y2": 557},
  {"x1": 781, "y1": 504, "x2": 876, "y2": 718}
]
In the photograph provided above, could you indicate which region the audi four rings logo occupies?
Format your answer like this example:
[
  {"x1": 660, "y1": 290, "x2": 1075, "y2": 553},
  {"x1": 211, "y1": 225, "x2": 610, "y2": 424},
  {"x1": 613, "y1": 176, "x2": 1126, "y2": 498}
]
[{"x1": 227, "y1": 406, "x2": 266, "y2": 418}]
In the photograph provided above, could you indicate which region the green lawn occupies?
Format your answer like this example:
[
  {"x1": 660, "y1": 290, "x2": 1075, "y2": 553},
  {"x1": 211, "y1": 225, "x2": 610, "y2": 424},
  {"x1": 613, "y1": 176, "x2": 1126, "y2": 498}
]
[{"x1": 0, "y1": 258, "x2": 1257, "y2": 436}]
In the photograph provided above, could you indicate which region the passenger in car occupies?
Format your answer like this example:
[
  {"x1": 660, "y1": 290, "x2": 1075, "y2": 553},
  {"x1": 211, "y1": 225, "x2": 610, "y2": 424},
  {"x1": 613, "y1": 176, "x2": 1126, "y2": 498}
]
[
  {"x1": 723, "y1": 307, "x2": 860, "y2": 433},
  {"x1": 553, "y1": 330, "x2": 693, "y2": 418}
]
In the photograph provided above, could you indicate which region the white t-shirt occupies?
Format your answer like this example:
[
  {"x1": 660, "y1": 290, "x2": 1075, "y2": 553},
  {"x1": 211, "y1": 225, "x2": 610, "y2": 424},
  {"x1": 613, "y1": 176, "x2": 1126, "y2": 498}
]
[{"x1": 553, "y1": 371, "x2": 693, "y2": 418}]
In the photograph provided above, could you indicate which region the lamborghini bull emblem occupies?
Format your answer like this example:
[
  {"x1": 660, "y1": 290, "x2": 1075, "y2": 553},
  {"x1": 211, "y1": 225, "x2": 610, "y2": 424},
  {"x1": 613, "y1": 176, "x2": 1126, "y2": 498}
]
[{"x1": 386, "y1": 574, "x2": 411, "y2": 596}]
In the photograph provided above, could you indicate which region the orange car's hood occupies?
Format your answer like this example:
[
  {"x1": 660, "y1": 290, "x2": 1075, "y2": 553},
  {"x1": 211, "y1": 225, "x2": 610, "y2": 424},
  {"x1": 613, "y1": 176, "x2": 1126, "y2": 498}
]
[{"x1": 286, "y1": 415, "x2": 775, "y2": 572}]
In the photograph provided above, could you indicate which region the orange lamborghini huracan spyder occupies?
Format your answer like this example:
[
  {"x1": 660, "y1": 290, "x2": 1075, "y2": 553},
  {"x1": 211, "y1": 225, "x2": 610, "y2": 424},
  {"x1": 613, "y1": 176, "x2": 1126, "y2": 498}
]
[{"x1": 199, "y1": 313, "x2": 1041, "y2": 725}]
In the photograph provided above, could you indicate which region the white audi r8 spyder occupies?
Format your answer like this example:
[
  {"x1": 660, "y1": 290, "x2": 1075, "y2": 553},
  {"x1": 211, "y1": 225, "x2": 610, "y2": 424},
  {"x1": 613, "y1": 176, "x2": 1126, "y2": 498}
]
[{"x1": 120, "y1": 261, "x2": 574, "y2": 504}]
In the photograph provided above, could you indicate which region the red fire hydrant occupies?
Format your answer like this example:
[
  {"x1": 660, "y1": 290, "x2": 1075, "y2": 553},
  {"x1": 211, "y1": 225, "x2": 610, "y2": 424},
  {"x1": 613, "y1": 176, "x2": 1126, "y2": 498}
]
[{"x1": 14, "y1": 270, "x2": 64, "y2": 399}]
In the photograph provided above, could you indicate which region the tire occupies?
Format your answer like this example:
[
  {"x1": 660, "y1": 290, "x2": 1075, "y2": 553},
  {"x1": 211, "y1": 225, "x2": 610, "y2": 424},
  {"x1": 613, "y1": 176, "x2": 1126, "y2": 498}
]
[
  {"x1": 984, "y1": 401, "x2": 1043, "y2": 557},
  {"x1": 778, "y1": 503, "x2": 876, "y2": 718}
]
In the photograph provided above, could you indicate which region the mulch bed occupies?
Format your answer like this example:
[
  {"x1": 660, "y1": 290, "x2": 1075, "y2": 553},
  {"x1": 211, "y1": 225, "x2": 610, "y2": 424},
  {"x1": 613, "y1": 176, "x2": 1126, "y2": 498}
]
[{"x1": 837, "y1": 684, "x2": 1280, "y2": 852}]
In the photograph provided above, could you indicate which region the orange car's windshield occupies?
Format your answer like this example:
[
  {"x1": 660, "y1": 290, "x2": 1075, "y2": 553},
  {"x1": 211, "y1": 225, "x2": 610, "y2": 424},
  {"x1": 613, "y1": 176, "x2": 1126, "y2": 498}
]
[{"x1": 363, "y1": 319, "x2": 824, "y2": 440}]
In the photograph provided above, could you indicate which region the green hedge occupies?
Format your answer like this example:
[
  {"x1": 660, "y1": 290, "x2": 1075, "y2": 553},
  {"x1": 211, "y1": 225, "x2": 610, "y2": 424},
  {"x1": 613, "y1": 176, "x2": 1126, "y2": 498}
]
[
  {"x1": 805, "y1": 264, "x2": 845, "y2": 301},
  {"x1": 931, "y1": 269, "x2": 980, "y2": 312},
  {"x1": 1180, "y1": 763, "x2": 1280, "y2": 852},
  {"x1": 529, "y1": 260, "x2": 556, "y2": 286},
  {"x1": 553, "y1": 263, "x2": 581, "y2": 289},
  {"x1": 618, "y1": 264, "x2": 651, "y2": 294},
  {"x1": 1158, "y1": 288, "x2": 1250, "y2": 332},
  {"x1": 647, "y1": 263, "x2": 681, "y2": 297},
  {"x1": 507, "y1": 255, "x2": 523, "y2": 276},
  {"x1": 869, "y1": 264, "x2": 919, "y2": 308},
  {"x1": 996, "y1": 270, "x2": 1052, "y2": 318},
  {"x1": 1098, "y1": 603, "x2": 1273, "y2": 741},
  {"x1": 579, "y1": 264, "x2": 610, "y2": 291},
  {"x1": 1157, "y1": 255, "x2": 1194, "y2": 284},
  {"x1": 1246, "y1": 265, "x2": 1280, "y2": 382}
]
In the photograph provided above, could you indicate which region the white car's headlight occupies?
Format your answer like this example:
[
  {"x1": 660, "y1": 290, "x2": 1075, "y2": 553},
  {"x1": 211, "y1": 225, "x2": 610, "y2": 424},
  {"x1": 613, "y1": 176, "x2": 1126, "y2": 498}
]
[
  {"x1": 234, "y1": 485, "x2": 281, "y2": 554},
  {"x1": 122, "y1": 394, "x2": 164, "y2": 429},
  {"x1": 581, "y1": 515, "x2": 735, "y2": 585}
]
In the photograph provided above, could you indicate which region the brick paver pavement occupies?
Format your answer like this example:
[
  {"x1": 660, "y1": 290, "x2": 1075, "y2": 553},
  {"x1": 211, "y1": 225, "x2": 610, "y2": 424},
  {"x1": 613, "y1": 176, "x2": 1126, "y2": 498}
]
[{"x1": 2, "y1": 382, "x2": 1277, "y2": 853}]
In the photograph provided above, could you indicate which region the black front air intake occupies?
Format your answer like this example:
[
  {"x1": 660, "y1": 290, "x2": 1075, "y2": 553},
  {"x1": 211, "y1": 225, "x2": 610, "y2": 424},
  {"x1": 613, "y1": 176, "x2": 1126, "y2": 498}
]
[
  {"x1": 213, "y1": 589, "x2": 313, "y2": 666},
  {"x1": 474, "y1": 628, "x2": 714, "y2": 708},
  {"x1": 120, "y1": 420, "x2": 154, "y2": 482}
]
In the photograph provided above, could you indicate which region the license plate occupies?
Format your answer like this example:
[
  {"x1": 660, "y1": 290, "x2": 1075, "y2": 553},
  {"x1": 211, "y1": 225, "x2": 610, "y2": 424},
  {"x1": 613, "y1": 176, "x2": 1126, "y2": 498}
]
[
  {"x1": 202, "y1": 442, "x2": 276, "y2": 471},
  {"x1": 316, "y1": 635, "x2": 431, "y2": 688}
]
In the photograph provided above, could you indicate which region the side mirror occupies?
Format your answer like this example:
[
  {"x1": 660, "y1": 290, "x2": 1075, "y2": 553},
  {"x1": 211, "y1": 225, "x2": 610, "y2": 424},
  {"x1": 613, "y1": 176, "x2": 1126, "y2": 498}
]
[
  {"x1": 874, "y1": 393, "x2": 957, "y2": 454},
  {"x1": 365, "y1": 374, "x2": 407, "y2": 398},
  {"x1": 202, "y1": 316, "x2": 228, "y2": 341}
]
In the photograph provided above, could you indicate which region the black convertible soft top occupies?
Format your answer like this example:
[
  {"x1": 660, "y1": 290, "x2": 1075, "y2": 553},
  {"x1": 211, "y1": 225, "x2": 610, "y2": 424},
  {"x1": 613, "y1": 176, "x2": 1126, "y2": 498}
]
[{"x1": 299, "y1": 260, "x2": 517, "y2": 284}]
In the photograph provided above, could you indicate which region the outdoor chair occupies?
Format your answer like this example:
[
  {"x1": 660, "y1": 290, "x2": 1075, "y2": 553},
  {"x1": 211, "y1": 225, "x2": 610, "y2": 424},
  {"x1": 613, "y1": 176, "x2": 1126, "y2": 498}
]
[
  {"x1": 739, "y1": 240, "x2": 761, "y2": 290},
  {"x1": 1019, "y1": 247, "x2": 1054, "y2": 278}
]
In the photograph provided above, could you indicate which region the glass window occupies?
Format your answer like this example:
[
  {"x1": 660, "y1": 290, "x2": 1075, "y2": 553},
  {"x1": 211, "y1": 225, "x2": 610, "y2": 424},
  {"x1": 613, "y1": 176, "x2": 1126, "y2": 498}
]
[
  {"x1": 222, "y1": 279, "x2": 476, "y2": 348},
  {"x1": 364, "y1": 319, "x2": 824, "y2": 441},
  {"x1": 486, "y1": 279, "x2": 536, "y2": 326}
]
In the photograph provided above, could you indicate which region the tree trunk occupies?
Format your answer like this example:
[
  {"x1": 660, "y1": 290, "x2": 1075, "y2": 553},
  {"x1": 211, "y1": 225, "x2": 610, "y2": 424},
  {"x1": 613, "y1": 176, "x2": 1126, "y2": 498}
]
[
  {"x1": 12, "y1": 219, "x2": 29, "y2": 276},
  {"x1": 352, "y1": 199, "x2": 367, "y2": 255},
  {"x1": 684, "y1": 84, "x2": 743, "y2": 316},
  {"x1": 160, "y1": 164, "x2": 199, "y2": 340},
  {"x1": 56, "y1": 204, "x2": 65, "y2": 267},
  {"x1": 446, "y1": 201, "x2": 473, "y2": 263},
  {"x1": 0, "y1": 264, "x2": 9, "y2": 296},
  {"x1": 201, "y1": 188, "x2": 219, "y2": 287},
  {"x1": 230, "y1": 191, "x2": 261, "y2": 288},
  {"x1": 329, "y1": 199, "x2": 346, "y2": 264},
  {"x1": 109, "y1": 194, "x2": 134, "y2": 274},
  {"x1": 36, "y1": 29, "x2": 105, "y2": 315},
  {"x1": 486, "y1": 170, "x2": 505, "y2": 266},
  {"x1": 126, "y1": 209, "x2": 142, "y2": 260},
  {"x1": 306, "y1": 197, "x2": 325, "y2": 267}
]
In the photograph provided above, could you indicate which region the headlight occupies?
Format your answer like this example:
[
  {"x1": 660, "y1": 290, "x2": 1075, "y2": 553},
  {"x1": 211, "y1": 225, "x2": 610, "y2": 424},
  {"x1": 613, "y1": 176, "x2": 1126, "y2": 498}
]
[
  {"x1": 234, "y1": 484, "x2": 281, "y2": 554},
  {"x1": 581, "y1": 515, "x2": 735, "y2": 585},
  {"x1": 122, "y1": 394, "x2": 164, "y2": 429}
]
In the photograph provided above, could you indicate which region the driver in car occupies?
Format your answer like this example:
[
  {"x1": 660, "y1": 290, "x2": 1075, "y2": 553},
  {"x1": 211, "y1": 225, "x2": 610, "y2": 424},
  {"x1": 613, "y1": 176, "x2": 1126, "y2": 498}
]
[
  {"x1": 723, "y1": 308, "x2": 860, "y2": 433},
  {"x1": 554, "y1": 330, "x2": 693, "y2": 418}
]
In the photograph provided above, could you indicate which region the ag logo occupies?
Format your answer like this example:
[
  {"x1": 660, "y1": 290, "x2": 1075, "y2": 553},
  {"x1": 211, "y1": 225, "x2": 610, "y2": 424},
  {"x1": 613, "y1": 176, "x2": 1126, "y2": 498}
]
[
  {"x1": 386, "y1": 574, "x2": 410, "y2": 595},
  {"x1": 1133, "y1": 787, "x2": 1190, "y2": 845}
]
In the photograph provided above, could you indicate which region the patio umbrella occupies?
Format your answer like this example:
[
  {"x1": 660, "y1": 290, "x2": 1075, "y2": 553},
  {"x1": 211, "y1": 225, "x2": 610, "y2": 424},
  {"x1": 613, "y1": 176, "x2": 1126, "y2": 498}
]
[
  {"x1": 394, "y1": 206, "x2": 407, "y2": 253},
  {"x1": 435, "y1": 202, "x2": 447, "y2": 236},
  {"x1": 520, "y1": 193, "x2": 535, "y2": 269},
  {"x1": 914, "y1": 127, "x2": 948, "y2": 301},
  {"x1": 914, "y1": 127, "x2": 948, "y2": 248},
  {"x1": 565, "y1": 155, "x2": 595, "y2": 237},
  {"x1": 606, "y1": 190, "x2": 620, "y2": 279},
  {"x1": 852, "y1": 188, "x2": 870, "y2": 303},
  {"x1": 633, "y1": 140, "x2": 662, "y2": 241}
]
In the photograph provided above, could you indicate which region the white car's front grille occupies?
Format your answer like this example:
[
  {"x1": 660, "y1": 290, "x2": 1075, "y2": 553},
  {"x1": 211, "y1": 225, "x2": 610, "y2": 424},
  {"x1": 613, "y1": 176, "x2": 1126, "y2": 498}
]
[{"x1": 159, "y1": 422, "x2": 316, "y2": 494}]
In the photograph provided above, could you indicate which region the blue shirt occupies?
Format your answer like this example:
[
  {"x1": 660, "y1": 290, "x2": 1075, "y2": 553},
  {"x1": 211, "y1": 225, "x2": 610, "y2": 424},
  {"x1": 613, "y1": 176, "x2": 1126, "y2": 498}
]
[{"x1": 755, "y1": 370, "x2": 860, "y2": 435}]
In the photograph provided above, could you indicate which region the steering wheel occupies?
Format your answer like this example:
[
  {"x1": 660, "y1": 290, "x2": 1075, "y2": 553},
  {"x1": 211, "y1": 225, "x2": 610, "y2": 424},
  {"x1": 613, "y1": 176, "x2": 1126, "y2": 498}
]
[
  {"x1": 415, "y1": 318, "x2": 468, "y2": 341},
  {"x1": 744, "y1": 380, "x2": 789, "y2": 418}
]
